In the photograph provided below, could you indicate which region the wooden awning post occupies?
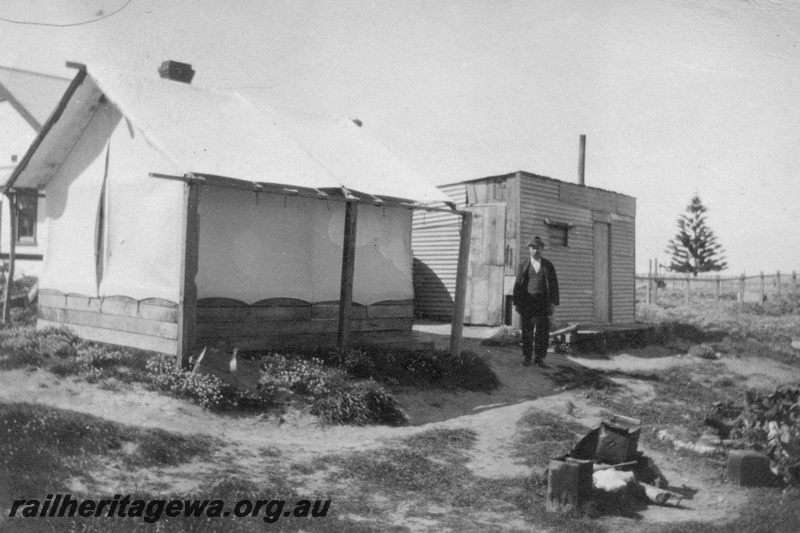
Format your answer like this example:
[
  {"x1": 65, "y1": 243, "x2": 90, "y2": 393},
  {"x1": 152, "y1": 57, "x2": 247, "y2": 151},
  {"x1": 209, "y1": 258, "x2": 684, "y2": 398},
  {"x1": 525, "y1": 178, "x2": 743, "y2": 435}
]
[
  {"x1": 2, "y1": 192, "x2": 17, "y2": 325},
  {"x1": 176, "y1": 180, "x2": 200, "y2": 368},
  {"x1": 450, "y1": 210, "x2": 473, "y2": 357},
  {"x1": 337, "y1": 200, "x2": 359, "y2": 352}
]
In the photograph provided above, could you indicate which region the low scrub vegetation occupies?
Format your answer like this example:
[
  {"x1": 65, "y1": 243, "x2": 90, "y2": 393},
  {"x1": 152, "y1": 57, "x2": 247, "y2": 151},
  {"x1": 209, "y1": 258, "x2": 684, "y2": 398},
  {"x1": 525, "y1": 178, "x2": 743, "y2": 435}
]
[{"x1": 0, "y1": 325, "x2": 498, "y2": 427}]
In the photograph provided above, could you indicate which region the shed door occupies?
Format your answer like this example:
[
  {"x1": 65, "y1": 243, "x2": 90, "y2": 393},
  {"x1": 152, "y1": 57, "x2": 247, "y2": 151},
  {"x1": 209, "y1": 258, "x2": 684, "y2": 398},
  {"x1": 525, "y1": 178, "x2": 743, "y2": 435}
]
[
  {"x1": 593, "y1": 222, "x2": 611, "y2": 323},
  {"x1": 464, "y1": 204, "x2": 506, "y2": 325}
]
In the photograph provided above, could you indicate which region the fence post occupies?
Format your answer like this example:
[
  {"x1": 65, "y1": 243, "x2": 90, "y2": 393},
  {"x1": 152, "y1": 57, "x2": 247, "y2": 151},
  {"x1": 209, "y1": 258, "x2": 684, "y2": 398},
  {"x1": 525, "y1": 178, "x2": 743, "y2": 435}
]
[
  {"x1": 646, "y1": 259, "x2": 652, "y2": 304},
  {"x1": 653, "y1": 259, "x2": 659, "y2": 305},
  {"x1": 739, "y1": 274, "x2": 746, "y2": 311},
  {"x1": 777, "y1": 271, "x2": 782, "y2": 301},
  {"x1": 685, "y1": 274, "x2": 691, "y2": 307},
  {"x1": 759, "y1": 271, "x2": 765, "y2": 303},
  {"x1": 714, "y1": 275, "x2": 720, "y2": 310}
]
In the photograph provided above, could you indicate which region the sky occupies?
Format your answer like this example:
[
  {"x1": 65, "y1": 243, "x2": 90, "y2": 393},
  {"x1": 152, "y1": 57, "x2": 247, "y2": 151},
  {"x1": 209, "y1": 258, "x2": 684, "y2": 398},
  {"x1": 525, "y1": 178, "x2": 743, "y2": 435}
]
[{"x1": 0, "y1": 0, "x2": 798, "y2": 275}]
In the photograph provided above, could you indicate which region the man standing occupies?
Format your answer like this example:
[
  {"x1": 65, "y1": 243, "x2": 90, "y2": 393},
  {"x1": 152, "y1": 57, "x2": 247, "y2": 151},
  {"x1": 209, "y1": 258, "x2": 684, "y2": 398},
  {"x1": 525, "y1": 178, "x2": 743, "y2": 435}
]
[{"x1": 513, "y1": 237, "x2": 559, "y2": 367}]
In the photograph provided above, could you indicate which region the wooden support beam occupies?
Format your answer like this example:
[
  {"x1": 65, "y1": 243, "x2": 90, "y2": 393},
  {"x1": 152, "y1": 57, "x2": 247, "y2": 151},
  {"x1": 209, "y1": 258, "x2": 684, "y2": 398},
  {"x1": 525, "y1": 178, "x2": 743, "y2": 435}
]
[
  {"x1": 450, "y1": 211, "x2": 473, "y2": 357},
  {"x1": 2, "y1": 192, "x2": 17, "y2": 325},
  {"x1": 337, "y1": 200, "x2": 358, "y2": 351},
  {"x1": 148, "y1": 172, "x2": 461, "y2": 215},
  {"x1": 176, "y1": 181, "x2": 200, "y2": 368}
]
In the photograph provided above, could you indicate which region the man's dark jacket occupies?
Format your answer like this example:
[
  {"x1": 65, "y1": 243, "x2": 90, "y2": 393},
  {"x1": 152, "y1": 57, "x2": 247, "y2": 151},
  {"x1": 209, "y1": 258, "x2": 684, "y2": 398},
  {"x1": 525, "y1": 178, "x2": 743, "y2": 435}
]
[{"x1": 513, "y1": 256, "x2": 559, "y2": 315}]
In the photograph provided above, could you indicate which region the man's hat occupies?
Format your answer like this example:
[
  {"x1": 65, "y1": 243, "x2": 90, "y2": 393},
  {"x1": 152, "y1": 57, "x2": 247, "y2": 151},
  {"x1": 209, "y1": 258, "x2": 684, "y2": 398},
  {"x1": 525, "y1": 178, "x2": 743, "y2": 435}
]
[{"x1": 526, "y1": 236, "x2": 545, "y2": 248}]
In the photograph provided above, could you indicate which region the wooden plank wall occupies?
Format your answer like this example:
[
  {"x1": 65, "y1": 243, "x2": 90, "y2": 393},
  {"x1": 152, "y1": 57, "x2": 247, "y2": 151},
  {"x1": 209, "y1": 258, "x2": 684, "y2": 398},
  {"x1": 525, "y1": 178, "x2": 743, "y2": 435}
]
[
  {"x1": 37, "y1": 289, "x2": 179, "y2": 354},
  {"x1": 411, "y1": 183, "x2": 465, "y2": 319},
  {"x1": 520, "y1": 176, "x2": 596, "y2": 324},
  {"x1": 195, "y1": 299, "x2": 414, "y2": 351},
  {"x1": 464, "y1": 203, "x2": 506, "y2": 325}
]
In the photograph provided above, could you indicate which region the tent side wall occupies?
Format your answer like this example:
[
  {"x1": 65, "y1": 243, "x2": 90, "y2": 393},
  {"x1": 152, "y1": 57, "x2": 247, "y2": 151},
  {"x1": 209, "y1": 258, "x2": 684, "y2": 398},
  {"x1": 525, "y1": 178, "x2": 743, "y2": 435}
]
[
  {"x1": 37, "y1": 101, "x2": 185, "y2": 355},
  {"x1": 195, "y1": 187, "x2": 414, "y2": 351},
  {"x1": 411, "y1": 182, "x2": 466, "y2": 319}
]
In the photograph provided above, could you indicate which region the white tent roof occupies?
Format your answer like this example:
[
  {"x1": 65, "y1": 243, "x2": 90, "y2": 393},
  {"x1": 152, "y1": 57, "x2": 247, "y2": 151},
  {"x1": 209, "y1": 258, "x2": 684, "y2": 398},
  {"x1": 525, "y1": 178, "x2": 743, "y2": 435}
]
[
  {"x1": 8, "y1": 64, "x2": 453, "y2": 206},
  {"x1": 0, "y1": 66, "x2": 71, "y2": 130}
]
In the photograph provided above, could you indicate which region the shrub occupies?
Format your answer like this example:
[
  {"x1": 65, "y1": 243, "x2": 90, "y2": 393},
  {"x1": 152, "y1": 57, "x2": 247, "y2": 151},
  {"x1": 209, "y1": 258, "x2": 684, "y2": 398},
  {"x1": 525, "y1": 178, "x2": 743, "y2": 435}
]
[
  {"x1": 729, "y1": 386, "x2": 800, "y2": 485},
  {"x1": 0, "y1": 327, "x2": 39, "y2": 355},
  {"x1": 262, "y1": 345, "x2": 499, "y2": 392},
  {"x1": 50, "y1": 344, "x2": 143, "y2": 381},
  {"x1": 145, "y1": 356, "x2": 226, "y2": 410},
  {"x1": 259, "y1": 353, "x2": 346, "y2": 397},
  {"x1": 147, "y1": 355, "x2": 281, "y2": 411},
  {"x1": 688, "y1": 343, "x2": 718, "y2": 359},
  {"x1": 0, "y1": 326, "x2": 84, "y2": 369},
  {"x1": 311, "y1": 379, "x2": 409, "y2": 426},
  {"x1": 35, "y1": 327, "x2": 82, "y2": 358}
]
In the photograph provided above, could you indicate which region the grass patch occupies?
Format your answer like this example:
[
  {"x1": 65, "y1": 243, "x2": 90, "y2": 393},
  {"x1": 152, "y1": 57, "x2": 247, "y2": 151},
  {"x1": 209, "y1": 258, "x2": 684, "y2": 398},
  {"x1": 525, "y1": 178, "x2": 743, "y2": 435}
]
[
  {"x1": 513, "y1": 408, "x2": 591, "y2": 469},
  {"x1": 322, "y1": 428, "x2": 477, "y2": 503},
  {"x1": 549, "y1": 365, "x2": 623, "y2": 392},
  {"x1": 311, "y1": 379, "x2": 409, "y2": 426},
  {"x1": 641, "y1": 488, "x2": 800, "y2": 533},
  {"x1": 636, "y1": 294, "x2": 800, "y2": 365},
  {"x1": 0, "y1": 402, "x2": 214, "y2": 499},
  {"x1": 313, "y1": 426, "x2": 611, "y2": 532},
  {"x1": 587, "y1": 366, "x2": 735, "y2": 434}
]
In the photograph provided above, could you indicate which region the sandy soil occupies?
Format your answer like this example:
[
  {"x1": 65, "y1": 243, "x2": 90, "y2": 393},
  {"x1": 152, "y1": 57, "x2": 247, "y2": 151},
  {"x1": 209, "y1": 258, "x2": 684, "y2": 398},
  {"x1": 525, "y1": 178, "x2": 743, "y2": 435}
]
[{"x1": 1, "y1": 328, "x2": 798, "y2": 531}]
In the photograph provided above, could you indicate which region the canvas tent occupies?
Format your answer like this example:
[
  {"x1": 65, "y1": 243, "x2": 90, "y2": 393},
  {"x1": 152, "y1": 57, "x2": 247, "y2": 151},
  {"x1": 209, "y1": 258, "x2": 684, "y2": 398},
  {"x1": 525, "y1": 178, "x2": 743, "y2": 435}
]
[
  {"x1": 0, "y1": 67, "x2": 71, "y2": 278},
  {"x1": 5, "y1": 62, "x2": 459, "y2": 361}
]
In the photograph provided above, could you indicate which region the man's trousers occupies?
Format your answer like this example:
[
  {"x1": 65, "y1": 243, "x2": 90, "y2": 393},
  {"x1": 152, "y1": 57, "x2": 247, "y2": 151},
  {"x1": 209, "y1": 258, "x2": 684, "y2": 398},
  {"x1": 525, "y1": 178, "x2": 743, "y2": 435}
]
[{"x1": 521, "y1": 313, "x2": 550, "y2": 362}]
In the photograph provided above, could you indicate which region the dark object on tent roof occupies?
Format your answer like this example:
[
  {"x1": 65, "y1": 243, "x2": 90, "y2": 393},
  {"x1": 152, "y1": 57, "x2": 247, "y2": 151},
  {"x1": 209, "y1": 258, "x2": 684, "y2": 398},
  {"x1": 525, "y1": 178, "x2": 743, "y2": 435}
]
[{"x1": 158, "y1": 60, "x2": 195, "y2": 84}]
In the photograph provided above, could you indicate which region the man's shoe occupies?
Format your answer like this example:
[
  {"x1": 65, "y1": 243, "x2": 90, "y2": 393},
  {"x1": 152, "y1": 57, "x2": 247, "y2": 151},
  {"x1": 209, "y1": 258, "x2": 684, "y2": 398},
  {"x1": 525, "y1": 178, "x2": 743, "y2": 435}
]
[
  {"x1": 534, "y1": 359, "x2": 548, "y2": 369},
  {"x1": 522, "y1": 359, "x2": 532, "y2": 367}
]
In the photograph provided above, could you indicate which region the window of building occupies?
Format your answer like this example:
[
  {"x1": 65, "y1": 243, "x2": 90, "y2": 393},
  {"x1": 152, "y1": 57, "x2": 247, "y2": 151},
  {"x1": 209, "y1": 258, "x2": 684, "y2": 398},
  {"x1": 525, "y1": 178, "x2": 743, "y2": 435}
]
[
  {"x1": 15, "y1": 192, "x2": 38, "y2": 245},
  {"x1": 544, "y1": 218, "x2": 573, "y2": 247}
]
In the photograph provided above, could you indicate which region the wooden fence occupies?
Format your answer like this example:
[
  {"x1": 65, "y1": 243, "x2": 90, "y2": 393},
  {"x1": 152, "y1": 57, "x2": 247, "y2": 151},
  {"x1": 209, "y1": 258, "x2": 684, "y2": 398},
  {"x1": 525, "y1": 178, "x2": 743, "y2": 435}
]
[{"x1": 636, "y1": 270, "x2": 799, "y2": 310}]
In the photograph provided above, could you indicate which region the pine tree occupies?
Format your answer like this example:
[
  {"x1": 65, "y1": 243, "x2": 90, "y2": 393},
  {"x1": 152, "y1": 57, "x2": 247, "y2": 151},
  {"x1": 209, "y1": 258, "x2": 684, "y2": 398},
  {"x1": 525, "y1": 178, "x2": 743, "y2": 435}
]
[{"x1": 666, "y1": 195, "x2": 727, "y2": 276}]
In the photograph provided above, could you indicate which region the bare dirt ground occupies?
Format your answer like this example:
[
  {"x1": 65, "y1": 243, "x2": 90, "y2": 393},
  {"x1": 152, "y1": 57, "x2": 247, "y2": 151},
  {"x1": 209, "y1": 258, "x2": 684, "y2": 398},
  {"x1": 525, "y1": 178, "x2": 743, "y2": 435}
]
[{"x1": 1, "y1": 324, "x2": 799, "y2": 531}]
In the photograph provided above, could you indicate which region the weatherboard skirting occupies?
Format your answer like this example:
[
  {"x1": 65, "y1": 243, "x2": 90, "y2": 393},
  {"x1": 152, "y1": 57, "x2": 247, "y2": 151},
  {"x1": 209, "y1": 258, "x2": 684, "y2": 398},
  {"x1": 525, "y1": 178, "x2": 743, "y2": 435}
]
[{"x1": 37, "y1": 289, "x2": 413, "y2": 354}]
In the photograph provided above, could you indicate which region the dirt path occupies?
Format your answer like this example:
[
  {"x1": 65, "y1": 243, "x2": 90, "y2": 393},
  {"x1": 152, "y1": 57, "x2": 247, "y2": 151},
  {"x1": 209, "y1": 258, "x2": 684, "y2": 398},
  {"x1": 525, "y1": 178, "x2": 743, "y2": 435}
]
[{"x1": 1, "y1": 332, "x2": 797, "y2": 530}]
